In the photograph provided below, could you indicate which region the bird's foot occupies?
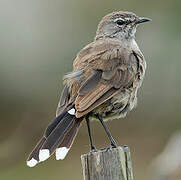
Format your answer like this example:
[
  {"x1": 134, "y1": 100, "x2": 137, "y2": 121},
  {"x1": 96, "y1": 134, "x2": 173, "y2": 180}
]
[
  {"x1": 101, "y1": 143, "x2": 117, "y2": 152},
  {"x1": 90, "y1": 146, "x2": 97, "y2": 153}
]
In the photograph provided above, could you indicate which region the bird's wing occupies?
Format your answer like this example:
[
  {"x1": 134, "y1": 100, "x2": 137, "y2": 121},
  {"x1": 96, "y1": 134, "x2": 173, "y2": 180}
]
[
  {"x1": 72, "y1": 40, "x2": 141, "y2": 118},
  {"x1": 56, "y1": 40, "x2": 143, "y2": 118}
]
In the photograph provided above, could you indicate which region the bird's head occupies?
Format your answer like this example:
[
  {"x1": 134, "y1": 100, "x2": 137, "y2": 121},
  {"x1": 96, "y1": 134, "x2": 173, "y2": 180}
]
[{"x1": 95, "y1": 11, "x2": 151, "y2": 40}]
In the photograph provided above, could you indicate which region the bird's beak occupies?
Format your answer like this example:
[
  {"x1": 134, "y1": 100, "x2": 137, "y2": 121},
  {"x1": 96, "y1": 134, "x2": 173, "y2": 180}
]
[{"x1": 136, "y1": 17, "x2": 151, "y2": 24}]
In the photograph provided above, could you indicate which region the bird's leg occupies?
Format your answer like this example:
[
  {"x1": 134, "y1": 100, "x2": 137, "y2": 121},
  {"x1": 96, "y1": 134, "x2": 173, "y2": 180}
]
[
  {"x1": 86, "y1": 117, "x2": 96, "y2": 152},
  {"x1": 97, "y1": 114, "x2": 117, "y2": 148}
]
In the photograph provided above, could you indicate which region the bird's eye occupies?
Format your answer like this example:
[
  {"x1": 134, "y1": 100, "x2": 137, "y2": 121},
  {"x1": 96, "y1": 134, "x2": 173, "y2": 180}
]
[{"x1": 116, "y1": 19, "x2": 124, "y2": 26}]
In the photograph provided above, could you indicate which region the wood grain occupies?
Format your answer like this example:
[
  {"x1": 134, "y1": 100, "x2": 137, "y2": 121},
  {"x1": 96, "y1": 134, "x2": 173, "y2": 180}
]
[{"x1": 81, "y1": 146, "x2": 133, "y2": 180}]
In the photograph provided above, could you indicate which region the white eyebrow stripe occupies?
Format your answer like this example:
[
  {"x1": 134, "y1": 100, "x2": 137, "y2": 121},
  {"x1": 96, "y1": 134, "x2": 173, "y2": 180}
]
[
  {"x1": 124, "y1": 17, "x2": 130, "y2": 21},
  {"x1": 113, "y1": 17, "x2": 124, "y2": 22}
]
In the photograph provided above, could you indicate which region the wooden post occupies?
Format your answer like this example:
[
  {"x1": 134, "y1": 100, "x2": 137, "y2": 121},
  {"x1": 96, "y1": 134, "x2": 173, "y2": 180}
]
[{"x1": 81, "y1": 146, "x2": 133, "y2": 180}]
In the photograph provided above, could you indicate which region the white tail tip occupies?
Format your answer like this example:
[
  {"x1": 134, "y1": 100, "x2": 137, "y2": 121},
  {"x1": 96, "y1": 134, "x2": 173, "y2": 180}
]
[
  {"x1": 68, "y1": 108, "x2": 76, "y2": 115},
  {"x1": 39, "y1": 149, "x2": 50, "y2": 162},
  {"x1": 27, "y1": 158, "x2": 38, "y2": 167},
  {"x1": 56, "y1": 147, "x2": 70, "y2": 160}
]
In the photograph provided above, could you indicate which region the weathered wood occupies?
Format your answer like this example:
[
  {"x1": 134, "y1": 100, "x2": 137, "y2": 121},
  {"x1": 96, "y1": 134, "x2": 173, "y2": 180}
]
[{"x1": 81, "y1": 146, "x2": 133, "y2": 180}]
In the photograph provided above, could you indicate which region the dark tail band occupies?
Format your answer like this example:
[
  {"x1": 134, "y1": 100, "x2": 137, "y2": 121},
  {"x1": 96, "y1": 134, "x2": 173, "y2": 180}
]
[{"x1": 27, "y1": 107, "x2": 82, "y2": 167}]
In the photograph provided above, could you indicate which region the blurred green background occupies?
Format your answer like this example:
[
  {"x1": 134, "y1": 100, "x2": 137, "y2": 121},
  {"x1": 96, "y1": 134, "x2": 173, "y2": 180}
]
[{"x1": 0, "y1": 0, "x2": 181, "y2": 179}]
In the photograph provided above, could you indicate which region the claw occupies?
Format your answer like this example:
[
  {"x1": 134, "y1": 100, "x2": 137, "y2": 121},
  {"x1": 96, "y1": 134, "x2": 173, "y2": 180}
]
[
  {"x1": 100, "y1": 144, "x2": 117, "y2": 152},
  {"x1": 90, "y1": 146, "x2": 97, "y2": 153}
]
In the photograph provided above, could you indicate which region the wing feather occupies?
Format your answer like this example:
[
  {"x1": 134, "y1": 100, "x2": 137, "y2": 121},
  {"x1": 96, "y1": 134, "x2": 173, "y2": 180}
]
[
  {"x1": 56, "y1": 40, "x2": 142, "y2": 119},
  {"x1": 78, "y1": 70, "x2": 102, "y2": 95},
  {"x1": 76, "y1": 87, "x2": 121, "y2": 118},
  {"x1": 75, "y1": 83, "x2": 112, "y2": 112}
]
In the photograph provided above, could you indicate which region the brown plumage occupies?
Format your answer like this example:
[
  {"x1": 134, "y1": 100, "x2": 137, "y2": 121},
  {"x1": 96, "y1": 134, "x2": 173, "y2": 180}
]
[{"x1": 27, "y1": 11, "x2": 150, "y2": 167}]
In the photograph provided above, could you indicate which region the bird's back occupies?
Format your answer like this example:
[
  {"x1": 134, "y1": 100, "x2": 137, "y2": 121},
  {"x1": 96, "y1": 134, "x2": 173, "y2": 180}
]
[{"x1": 57, "y1": 39, "x2": 146, "y2": 120}]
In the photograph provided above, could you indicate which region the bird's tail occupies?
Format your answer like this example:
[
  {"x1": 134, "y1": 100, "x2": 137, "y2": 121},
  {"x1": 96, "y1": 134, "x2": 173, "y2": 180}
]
[{"x1": 27, "y1": 107, "x2": 82, "y2": 167}]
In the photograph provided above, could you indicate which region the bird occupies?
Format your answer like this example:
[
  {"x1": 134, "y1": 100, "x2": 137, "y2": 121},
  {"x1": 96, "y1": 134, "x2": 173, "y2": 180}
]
[{"x1": 26, "y1": 11, "x2": 151, "y2": 167}]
